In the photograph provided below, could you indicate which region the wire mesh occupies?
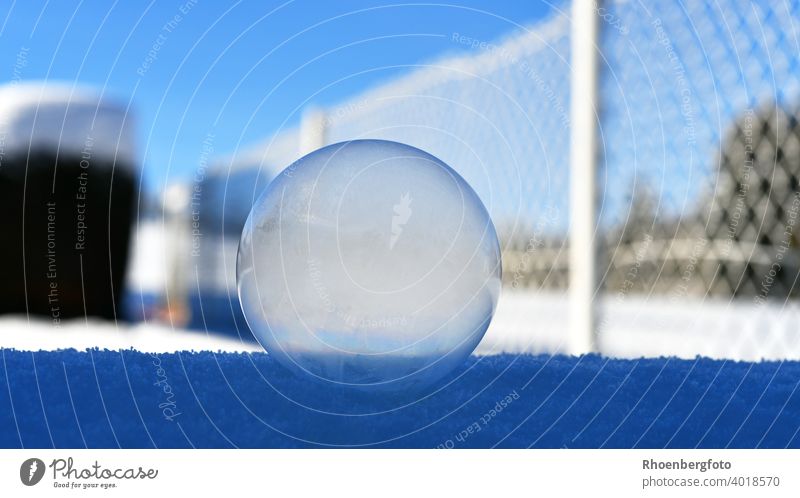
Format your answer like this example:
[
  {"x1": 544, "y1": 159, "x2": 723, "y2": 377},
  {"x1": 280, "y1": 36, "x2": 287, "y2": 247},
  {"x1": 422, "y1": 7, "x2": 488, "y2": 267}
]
[
  {"x1": 597, "y1": 0, "x2": 800, "y2": 358},
  {"x1": 201, "y1": 0, "x2": 800, "y2": 358},
  {"x1": 323, "y1": 13, "x2": 572, "y2": 291}
]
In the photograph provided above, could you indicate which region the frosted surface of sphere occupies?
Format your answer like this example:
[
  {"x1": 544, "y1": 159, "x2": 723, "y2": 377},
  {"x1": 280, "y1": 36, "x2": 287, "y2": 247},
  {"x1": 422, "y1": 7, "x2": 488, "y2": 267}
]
[{"x1": 237, "y1": 140, "x2": 501, "y2": 390}]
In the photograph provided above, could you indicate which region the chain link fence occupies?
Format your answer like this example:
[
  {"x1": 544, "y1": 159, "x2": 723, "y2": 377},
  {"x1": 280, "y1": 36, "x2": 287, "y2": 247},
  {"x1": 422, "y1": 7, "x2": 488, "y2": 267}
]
[
  {"x1": 600, "y1": 0, "x2": 800, "y2": 300},
  {"x1": 225, "y1": 7, "x2": 575, "y2": 292},
  {"x1": 192, "y1": 0, "x2": 800, "y2": 358}
]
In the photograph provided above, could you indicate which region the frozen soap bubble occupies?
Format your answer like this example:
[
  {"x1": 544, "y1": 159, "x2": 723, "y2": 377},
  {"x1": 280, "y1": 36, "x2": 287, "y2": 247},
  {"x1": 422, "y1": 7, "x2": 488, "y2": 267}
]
[{"x1": 237, "y1": 139, "x2": 501, "y2": 391}]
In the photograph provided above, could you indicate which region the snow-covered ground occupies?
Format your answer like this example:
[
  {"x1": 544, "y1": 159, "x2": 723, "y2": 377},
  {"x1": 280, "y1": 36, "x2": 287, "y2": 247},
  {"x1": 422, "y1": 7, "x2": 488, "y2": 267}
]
[
  {"x1": 0, "y1": 317, "x2": 261, "y2": 353},
  {"x1": 2, "y1": 290, "x2": 799, "y2": 361},
  {"x1": 480, "y1": 291, "x2": 800, "y2": 361}
]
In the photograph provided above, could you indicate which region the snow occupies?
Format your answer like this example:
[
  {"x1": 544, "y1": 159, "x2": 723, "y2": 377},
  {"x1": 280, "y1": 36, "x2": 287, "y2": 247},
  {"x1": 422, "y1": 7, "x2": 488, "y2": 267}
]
[
  {"x1": 2, "y1": 289, "x2": 798, "y2": 448},
  {"x1": 7, "y1": 283, "x2": 798, "y2": 362},
  {"x1": 480, "y1": 291, "x2": 800, "y2": 361},
  {"x1": 0, "y1": 350, "x2": 797, "y2": 448},
  {"x1": 0, "y1": 317, "x2": 261, "y2": 353}
]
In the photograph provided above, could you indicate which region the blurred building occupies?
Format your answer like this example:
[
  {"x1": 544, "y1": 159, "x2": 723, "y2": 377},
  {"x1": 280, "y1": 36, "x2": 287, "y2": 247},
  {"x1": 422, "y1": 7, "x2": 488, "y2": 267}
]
[{"x1": 0, "y1": 82, "x2": 139, "y2": 321}]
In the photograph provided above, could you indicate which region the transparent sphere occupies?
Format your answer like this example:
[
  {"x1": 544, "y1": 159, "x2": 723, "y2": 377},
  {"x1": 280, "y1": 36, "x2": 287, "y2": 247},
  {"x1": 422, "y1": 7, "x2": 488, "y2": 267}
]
[{"x1": 237, "y1": 140, "x2": 501, "y2": 391}]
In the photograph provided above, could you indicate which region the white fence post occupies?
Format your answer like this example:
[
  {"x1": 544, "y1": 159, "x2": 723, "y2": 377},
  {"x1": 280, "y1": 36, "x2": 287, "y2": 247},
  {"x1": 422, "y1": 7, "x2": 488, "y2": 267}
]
[
  {"x1": 160, "y1": 183, "x2": 191, "y2": 325},
  {"x1": 300, "y1": 107, "x2": 328, "y2": 154},
  {"x1": 569, "y1": 0, "x2": 600, "y2": 355}
]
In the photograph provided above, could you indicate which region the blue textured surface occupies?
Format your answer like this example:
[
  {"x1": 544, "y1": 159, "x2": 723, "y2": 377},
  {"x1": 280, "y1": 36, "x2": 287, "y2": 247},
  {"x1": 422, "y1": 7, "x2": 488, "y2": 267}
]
[{"x1": 0, "y1": 350, "x2": 798, "y2": 448}]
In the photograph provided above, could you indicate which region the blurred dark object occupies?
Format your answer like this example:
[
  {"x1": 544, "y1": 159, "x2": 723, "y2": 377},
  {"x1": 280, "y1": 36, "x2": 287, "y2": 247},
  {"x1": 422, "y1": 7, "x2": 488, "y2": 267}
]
[
  {"x1": 0, "y1": 83, "x2": 139, "y2": 321},
  {"x1": 0, "y1": 151, "x2": 137, "y2": 320}
]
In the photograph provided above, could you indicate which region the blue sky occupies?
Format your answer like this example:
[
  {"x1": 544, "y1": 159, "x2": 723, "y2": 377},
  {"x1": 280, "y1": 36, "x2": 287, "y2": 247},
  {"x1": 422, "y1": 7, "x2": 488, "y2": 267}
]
[{"x1": 0, "y1": 0, "x2": 555, "y2": 193}]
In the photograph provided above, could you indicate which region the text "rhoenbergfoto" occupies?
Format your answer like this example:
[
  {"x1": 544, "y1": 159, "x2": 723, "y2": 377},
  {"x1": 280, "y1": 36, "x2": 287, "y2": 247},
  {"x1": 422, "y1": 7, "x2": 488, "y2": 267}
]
[{"x1": 643, "y1": 459, "x2": 732, "y2": 473}]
